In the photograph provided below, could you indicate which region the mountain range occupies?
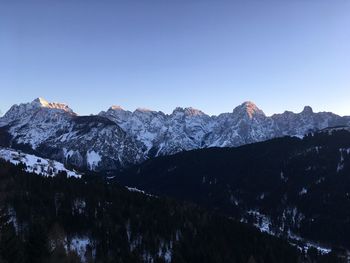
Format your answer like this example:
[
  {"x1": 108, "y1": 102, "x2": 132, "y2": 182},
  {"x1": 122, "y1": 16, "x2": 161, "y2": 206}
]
[{"x1": 0, "y1": 97, "x2": 349, "y2": 171}]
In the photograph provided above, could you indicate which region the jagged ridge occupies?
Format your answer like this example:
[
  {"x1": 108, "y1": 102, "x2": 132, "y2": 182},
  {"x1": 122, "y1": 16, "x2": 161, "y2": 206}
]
[{"x1": 1, "y1": 98, "x2": 350, "y2": 171}]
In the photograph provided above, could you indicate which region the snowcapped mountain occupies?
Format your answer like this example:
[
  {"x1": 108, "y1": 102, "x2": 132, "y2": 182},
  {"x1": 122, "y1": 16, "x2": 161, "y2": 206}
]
[
  {"x1": 0, "y1": 147, "x2": 81, "y2": 177},
  {"x1": 206, "y1": 102, "x2": 275, "y2": 147},
  {"x1": 99, "y1": 105, "x2": 216, "y2": 157},
  {"x1": 0, "y1": 98, "x2": 144, "y2": 171},
  {"x1": 0, "y1": 98, "x2": 75, "y2": 149},
  {"x1": 1, "y1": 98, "x2": 349, "y2": 171},
  {"x1": 271, "y1": 106, "x2": 347, "y2": 137},
  {"x1": 100, "y1": 101, "x2": 350, "y2": 156}
]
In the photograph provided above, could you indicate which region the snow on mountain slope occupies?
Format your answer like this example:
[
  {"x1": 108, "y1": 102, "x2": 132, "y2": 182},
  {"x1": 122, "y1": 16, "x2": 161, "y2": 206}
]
[
  {"x1": 206, "y1": 102, "x2": 275, "y2": 147},
  {"x1": 271, "y1": 106, "x2": 348, "y2": 137},
  {"x1": 99, "y1": 106, "x2": 214, "y2": 156},
  {"x1": 0, "y1": 97, "x2": 74, "y2": 125},
  {"x1": 101, "y1": 101, "x2": 350, "y2": 156},
  {"x1": 1, "y1": 98, "x2": 350, "y2": 171},
  {"x1": 99, "y1": 107, "x2": 166, "y2": 155},
  {"x1": 0, "y1": 147, "x2": 81, "y2": 177},
  {"x1": 0, "y1": 97, "x2": 75, "y2": 149}
]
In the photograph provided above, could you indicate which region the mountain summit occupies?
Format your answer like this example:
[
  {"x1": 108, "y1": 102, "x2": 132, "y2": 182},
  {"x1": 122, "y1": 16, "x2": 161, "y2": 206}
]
[
  {"x1": 302, "y1": 105, "x2": 314, "y2": 114},
  {"x1": 233, "y1": 101, "x2": 265, "y2": 119},
  {"x1": 31, "y1": 97, "x2": 74, "y2": 112},
  {"x1": 1, "y1": 97, "x2": 75, "y2": 126}
]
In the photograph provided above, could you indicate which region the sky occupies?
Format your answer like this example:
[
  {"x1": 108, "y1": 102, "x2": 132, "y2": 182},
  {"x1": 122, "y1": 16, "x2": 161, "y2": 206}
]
[{"x1": 0, "y1": 0, "x2": 349, "y2": 116}]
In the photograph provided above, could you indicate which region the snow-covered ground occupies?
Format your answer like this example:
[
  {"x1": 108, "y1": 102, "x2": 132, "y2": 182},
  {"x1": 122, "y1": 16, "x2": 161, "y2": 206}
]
[
  {"x1": 126, "y1": 186, "x2": 156, "y2": 198},
  {"x1": 126, "y1": 186, "x2": 147, "y2": 194},
  {"x1": 0, "y1": 147, "x2": 81, "y2": 178},
  {"x1": 288, "y1": 232, "x2": 332, "y2": 255}
]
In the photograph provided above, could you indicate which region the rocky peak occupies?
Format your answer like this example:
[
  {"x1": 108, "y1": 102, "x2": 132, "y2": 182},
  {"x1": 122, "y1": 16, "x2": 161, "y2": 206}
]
[
  {"x1": 32, "y1": 97, "x2": 50, "y2": 107},
  {"x1": 184, "y1": 107, "x2": 206, "y2": 116},
  {"x1": 172, "y1": 107, "x2": 206, "y2": 117},
  {"x1": 135, "y1": 108, "x2": 154, "y2": 113},
  {"x1": 109, "y1": 105, "x2": 124, "y2": 111},
  {"x1": 31, "y1": 97, "x2": 74, "y2": 113},
  {"x1": 0, "y1": 98, "x2": 74, "y2": 125},
  {"x1": 233, "y1": 101, "x2": 265, "y2": 119},
  {"x1": 301, "y1": 106, "x2": 314, "y2": 114}
]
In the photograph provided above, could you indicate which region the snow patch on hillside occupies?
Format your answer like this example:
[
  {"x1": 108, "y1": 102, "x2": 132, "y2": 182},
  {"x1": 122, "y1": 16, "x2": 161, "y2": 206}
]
[
  {"x1": 246, "y1": 209, "x2": 331, "y2": 255},
  {"x1": 247, "y1": 210, "x2": 272, "y2": 234},
  {"x1": 299, "y1": 188, "x2": 308, "y2": 196},
  {"x1": 126, "y1": 187, "x2": 146, "y2": 194},
  {"x1": 70, "y1": 236, "x2": 90, "y2": 261},
  {"x1": 86, "y1": 151, "x2": 101, "y2": 170},
  {"x1": 126, "y1": 186, "x2": 156, "y2": 198},
  {"x1": 288, "y1": 232, "x2": 331, "y2": 255},
  {"x1": 0, "y1": 147, "x2": 81, "y2": 178}
]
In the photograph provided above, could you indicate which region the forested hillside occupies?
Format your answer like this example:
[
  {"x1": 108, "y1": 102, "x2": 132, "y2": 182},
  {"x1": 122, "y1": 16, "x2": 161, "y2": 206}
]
[{"x1": 0, "y1": 160, "x2": 329, "y2": 263}]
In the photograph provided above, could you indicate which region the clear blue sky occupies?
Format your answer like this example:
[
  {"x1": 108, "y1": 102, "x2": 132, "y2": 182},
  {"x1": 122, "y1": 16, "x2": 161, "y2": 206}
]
[{"x1": 1, "y1": 0, "x2": 349, "y2": 116}]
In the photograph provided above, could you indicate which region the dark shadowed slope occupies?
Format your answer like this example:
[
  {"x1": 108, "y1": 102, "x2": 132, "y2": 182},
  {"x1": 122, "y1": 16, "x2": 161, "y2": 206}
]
[{"x1": 118, "y1": 128, "x2": 350, "y2": 250}]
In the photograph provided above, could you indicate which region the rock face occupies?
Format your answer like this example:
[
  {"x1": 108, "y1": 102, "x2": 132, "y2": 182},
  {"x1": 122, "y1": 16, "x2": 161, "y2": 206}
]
[{"x1": 1, "y1": 98, "x2": 350, "y2": 171}]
